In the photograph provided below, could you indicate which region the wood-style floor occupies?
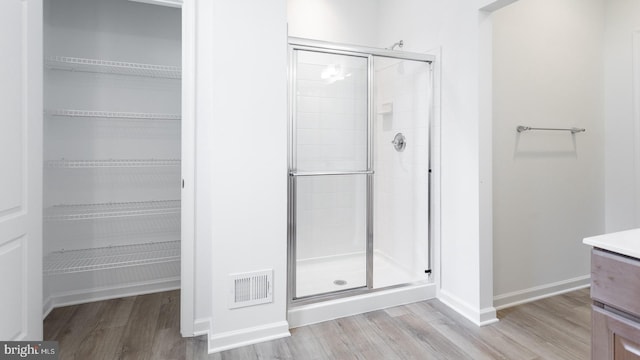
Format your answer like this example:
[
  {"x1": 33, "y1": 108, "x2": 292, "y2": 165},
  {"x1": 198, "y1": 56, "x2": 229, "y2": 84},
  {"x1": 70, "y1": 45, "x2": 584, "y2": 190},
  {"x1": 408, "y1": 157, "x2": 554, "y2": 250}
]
[{"x1": 44, "y1": 288, "x2": 591, "y2": 359}]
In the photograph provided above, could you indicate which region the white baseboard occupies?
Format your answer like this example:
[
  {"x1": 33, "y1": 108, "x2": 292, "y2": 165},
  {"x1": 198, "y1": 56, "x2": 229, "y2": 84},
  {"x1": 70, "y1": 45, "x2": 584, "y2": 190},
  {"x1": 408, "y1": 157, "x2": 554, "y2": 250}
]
[
  {"x1": 208, "y1": 321, "x2": 291, "y2": 353},
  {"x1": 438, "y1": 289, "x2": 498, "y2": 326},
  {"x1": 193, "y1": 317, "x2": 212, "y2": 336},
  {"x1": 493, "y1": 275, "x2": 590, "y2": 310},
  {"x1": 43, "y1": 277, "x2": 180, "y2": 315},
  {"x1": 43, "y1": 297, "x2": 54, "y2": 319},
  {"x1": 288, "y1": 283, "x2": 436, "y2": 328}
]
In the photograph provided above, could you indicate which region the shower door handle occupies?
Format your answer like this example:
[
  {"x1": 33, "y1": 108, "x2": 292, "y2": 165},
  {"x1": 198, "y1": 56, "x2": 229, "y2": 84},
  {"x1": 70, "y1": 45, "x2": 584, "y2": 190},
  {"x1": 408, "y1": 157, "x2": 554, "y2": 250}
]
[{"x1": 289, "y1": 170, "x2": 374, "y2": 177}]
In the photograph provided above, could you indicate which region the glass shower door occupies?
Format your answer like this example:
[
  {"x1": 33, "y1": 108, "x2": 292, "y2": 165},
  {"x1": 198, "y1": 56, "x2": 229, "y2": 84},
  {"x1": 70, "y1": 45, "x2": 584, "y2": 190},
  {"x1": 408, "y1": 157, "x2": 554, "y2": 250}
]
[
  {"x1": 372, "y1": 56, "x2": 430, "y2": 288},
  {"x1": 290, "y1": 49, "x2": 370, "y2": 299}
]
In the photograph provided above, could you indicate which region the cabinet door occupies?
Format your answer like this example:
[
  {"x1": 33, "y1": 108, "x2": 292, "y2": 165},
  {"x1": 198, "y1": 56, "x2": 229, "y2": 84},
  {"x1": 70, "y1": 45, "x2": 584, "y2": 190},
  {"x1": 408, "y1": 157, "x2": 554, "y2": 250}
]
[
  {"x1": 593, "y1": 306, "x2": 640, "y2": 360},
  {"x1": 0, "y1": 0, "x2": 43, "y2": 340},
  {"x1": 615, "y1": 335, "x2": 640, "y2": 360}
]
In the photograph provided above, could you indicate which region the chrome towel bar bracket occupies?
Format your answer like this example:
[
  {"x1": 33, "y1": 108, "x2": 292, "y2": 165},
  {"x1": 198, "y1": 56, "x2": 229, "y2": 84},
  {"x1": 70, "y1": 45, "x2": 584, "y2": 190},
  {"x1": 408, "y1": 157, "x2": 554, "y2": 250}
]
[{"x1": 517, "y1": 125, "x2": 586, "y2": 134}]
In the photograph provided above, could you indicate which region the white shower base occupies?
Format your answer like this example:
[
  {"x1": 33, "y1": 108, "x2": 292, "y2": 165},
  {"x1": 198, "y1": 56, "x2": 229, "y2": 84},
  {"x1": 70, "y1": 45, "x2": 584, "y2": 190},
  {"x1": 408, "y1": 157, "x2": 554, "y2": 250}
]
[
  {"x1": 289, "y1": 280, "x2": 435, "y2": 328},
  {"x1": 295, "y1": 251, "x2": 423, "y2": 298},
  {"x1": 291, "y1": 251, "x2": 435, "y2": 328}
]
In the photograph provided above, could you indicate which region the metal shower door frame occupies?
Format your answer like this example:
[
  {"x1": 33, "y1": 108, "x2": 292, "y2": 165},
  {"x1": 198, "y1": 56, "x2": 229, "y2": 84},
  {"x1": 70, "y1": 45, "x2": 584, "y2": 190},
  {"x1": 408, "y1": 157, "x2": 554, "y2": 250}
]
[
  {"x1": 288, "y1": 44, "x2": 373, "y2": 303},
  {"x1": 287, "y1": 37, "x2": 435, "y2": 306}
]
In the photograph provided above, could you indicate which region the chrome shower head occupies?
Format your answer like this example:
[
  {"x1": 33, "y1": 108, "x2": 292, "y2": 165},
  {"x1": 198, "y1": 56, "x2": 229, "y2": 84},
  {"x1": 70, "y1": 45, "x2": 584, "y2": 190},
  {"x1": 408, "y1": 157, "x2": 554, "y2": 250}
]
[{"x1": 389, "y1": 40, "x2": 404, "y2": 50}]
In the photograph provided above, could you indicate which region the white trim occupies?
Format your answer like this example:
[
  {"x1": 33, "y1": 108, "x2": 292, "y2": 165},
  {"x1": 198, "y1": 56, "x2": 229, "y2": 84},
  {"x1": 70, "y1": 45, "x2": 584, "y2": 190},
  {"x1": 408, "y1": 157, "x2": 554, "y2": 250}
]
[
  {"x1": 43, "y1": 297, "x2": 53, "y2": 320},
  {"x1": 633, "y1": 30, "x2": 640, "y2": 228},
  {"x1": 180, "y1": 0, "x2": 196, "y2": 337},
  {"x1": 43, "y1": 278, "x2": 180, "y2": 317},
  {"x1": 25, "y1": 0, "x2": 44, "y2": 340},
  {"x1": 288, "y1": 283, "x2": 435, "y2": 328},
  {"x1": 438, "y1": 289, "x2": 498, "y2": 326},
  {"x1": 479, "y1": 307, "x2": 499, "y2": 325},
  {"x1": 193, "y1": 317, "x2": 211, "y2": 336},
  {"x1": 493, "y1": 275, "x2": 590, "y2": 310},
  {"x1": 478, "y1": 10, "x2": 495, "y2": 315},
  {"x1": 428, "y1": 46, "x2": 443, "y2": 302},
  {"x1": 208, "y1": 321, "x2": 291, "y2": 354}
]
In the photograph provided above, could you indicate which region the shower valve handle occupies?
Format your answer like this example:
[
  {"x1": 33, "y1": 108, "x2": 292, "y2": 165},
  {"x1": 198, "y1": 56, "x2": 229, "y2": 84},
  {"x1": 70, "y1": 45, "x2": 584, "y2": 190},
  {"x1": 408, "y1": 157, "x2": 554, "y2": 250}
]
[{"x1": 391, "y1": 133, "x2": 407, "y2": 152}]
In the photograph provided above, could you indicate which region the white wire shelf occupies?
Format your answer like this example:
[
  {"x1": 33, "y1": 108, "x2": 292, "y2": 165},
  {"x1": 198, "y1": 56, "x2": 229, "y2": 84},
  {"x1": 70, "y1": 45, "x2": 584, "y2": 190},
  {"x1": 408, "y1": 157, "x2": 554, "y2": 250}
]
[
  {"x1": 44, "y1": 240, "x2": 180, "y2": 275},
  {"x1": 44, "y1": 200, "x2": 180, "y2": 221},
  {"x1": 45, "y1": 159, "x2": 181, "y2": 169},
  {"x1": 45, "y1": 56, "x2": 181, "y2": 79},
  {"x1": 46, "y1": 109, "x2": 180, "y2": 121}
]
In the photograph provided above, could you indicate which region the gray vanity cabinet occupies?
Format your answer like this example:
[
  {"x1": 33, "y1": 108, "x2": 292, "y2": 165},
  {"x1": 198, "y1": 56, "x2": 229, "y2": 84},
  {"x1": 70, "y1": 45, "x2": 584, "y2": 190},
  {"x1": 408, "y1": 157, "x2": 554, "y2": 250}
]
[{"x1": 591, "y1": 248, "x2": 640, "y2": 359}]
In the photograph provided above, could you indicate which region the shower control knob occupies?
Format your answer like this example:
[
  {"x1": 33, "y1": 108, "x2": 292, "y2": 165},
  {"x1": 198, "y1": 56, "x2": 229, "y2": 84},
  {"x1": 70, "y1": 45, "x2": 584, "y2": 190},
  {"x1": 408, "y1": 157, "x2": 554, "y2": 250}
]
[{"x1": 391, "y1": 133, "x2": 407, "y2": 152}]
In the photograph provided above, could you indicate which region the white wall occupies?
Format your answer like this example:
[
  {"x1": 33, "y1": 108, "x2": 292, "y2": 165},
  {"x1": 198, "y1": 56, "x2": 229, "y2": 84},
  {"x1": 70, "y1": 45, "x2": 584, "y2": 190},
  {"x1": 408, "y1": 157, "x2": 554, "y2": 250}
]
[
  {"x1": 604, "y1": 0, "x2": 640, "y2": 232},
  {"x1": 287, "y1": 0, "x2": 379, "y2": 46},
  {"x1": 197, "y1": 0, "x2": 290, "y2": 352},
  {"x1": 492, "y1": 0, "x2": 605, "y2": 308},
  {"x1": 192, "y1": 0, "x2": 213, "y2": 334}
]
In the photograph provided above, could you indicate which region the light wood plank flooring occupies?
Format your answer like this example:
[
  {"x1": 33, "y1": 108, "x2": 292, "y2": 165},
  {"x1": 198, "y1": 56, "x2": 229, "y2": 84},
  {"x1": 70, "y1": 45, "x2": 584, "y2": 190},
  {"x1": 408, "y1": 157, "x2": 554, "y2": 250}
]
[{"x1": 45, "y1": 288, "x2": 591, "y2": 359}]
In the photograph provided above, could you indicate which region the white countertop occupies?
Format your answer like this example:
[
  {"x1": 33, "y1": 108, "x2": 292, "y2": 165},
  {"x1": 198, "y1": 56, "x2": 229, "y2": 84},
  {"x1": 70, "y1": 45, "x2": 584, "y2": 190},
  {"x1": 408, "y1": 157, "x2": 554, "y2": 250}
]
[{"x1": 583, "y1": 228, "x2": 640, "y2": 259}]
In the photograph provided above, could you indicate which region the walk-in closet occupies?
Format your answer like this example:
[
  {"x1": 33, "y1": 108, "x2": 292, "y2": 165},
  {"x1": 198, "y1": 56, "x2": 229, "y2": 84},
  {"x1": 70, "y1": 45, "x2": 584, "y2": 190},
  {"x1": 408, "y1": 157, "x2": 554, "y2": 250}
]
[{"x1": 42, "y1": 0, "x2": 182, "y2": 315}]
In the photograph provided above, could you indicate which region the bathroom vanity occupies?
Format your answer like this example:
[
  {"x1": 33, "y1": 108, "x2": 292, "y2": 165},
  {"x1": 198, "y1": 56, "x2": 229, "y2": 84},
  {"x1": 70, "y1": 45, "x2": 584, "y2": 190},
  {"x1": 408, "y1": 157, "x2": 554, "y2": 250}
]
[{"x1": 584, "y1": 229, "x2": 640, "y2": 359}]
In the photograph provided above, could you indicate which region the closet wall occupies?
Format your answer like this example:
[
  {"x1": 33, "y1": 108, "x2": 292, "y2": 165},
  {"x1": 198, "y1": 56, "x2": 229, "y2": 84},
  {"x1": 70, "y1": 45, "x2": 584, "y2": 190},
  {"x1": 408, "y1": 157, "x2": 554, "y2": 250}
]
[{"x1": 43, "y1": 0, "x2": 181, "y2": 314}]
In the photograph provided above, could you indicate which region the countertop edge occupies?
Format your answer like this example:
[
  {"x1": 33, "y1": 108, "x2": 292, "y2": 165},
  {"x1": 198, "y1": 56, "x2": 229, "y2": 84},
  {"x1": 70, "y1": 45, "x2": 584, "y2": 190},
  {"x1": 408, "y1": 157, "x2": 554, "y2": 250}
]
[{"x1": 583, "y1": 228, "x2": 640, "y2": 259}]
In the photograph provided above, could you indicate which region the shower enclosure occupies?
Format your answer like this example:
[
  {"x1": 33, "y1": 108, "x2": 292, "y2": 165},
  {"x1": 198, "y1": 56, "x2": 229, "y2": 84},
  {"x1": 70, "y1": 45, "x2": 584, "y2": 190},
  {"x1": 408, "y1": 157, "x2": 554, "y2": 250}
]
[{"x1": 288, "y1": 38, "x2": 433, "y2": 303}]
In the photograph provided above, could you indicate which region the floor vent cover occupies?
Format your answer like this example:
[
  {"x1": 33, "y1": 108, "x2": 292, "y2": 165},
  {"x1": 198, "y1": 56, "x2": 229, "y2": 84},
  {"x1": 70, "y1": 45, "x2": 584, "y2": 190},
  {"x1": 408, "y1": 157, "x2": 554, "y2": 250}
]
[{"x1": 228, "y1": 269, "x2": 273, "y2": 309}]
